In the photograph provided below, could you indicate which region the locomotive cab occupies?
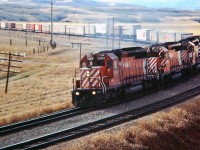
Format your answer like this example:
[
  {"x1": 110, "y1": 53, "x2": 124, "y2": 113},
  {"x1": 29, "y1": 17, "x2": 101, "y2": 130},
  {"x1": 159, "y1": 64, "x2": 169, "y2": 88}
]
[{"x1": 72, "y1": 52, "x2": 120, "y2": 107}]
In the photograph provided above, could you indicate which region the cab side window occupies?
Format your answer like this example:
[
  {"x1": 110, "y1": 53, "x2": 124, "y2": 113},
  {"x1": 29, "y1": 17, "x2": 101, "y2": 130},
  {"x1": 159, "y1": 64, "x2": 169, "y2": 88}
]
[{"x1": 82, "y1": 61, "x2": 87, "y2": 67}]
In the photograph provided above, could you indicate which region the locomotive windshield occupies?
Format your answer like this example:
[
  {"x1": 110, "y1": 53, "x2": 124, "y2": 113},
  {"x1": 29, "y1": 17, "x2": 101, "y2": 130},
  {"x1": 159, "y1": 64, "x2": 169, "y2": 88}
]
[{"x1": 81, "y1": 59, "x2": 105, "y2": 68}]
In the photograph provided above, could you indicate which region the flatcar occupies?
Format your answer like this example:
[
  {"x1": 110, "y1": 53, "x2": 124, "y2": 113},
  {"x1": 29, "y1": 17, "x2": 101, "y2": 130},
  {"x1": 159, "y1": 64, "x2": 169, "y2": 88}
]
[{"x1": 71, "y1": 35, "x2": 200, "y2": 107}]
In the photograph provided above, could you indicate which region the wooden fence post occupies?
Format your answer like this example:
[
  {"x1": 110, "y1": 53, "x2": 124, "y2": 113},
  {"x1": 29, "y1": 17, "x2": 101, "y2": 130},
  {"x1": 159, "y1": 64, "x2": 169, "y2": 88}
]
[{"x1": 5, "y1": 52, "x2": 11, "y2": 93}]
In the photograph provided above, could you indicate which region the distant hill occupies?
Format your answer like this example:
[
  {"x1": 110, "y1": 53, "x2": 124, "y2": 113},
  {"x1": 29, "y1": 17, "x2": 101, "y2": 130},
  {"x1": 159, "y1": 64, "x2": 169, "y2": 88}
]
[{"x1": 0, "y1": 0, "x2": 199, "y2": 23}]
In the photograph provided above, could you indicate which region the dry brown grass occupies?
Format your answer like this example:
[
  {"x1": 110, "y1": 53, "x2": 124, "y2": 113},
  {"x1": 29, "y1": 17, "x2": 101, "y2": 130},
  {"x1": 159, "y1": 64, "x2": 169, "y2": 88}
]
[
  {"x1": 0, "y1": 30, "x2": 81, "y2": 126},
  {"x1": 60, "y1": 98, "x2": 200, "y2": 150}
]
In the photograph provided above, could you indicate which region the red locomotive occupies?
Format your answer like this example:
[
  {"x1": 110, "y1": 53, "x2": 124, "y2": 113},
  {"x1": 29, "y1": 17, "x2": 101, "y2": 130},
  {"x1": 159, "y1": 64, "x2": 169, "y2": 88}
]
[{"x1": 72, "y1": 36, "x2": 200, "y2": 107}]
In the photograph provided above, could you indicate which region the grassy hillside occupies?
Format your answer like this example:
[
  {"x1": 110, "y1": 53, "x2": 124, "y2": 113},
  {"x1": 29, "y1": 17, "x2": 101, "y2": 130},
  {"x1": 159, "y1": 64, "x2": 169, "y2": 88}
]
[{"x1": 0, "y1": 1, "x2": 200, "y2": 23}]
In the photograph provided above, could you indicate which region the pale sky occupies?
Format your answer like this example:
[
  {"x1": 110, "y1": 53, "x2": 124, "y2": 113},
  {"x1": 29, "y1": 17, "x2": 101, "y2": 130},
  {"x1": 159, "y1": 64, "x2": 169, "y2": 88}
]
[{"x1": 94, "y1": 0, "x2": 199, "y2": 9}]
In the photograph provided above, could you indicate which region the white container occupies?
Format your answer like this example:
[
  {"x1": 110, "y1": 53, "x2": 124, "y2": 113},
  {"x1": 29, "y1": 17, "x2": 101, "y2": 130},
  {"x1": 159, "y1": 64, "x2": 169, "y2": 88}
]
[
  {"x1": 74, "y1": 26, "x2": 84, "y2": 35},
  {"x1": 42, "y1": 24, "x2": 50, "y2": 33},
  {"x1": 158, "y1": 31, "x2": 176, "y2": 43},
  {"x1": 136, "y1": 29, "x2": 153, "y2": 41},
  {"x1": 84, "y1": 25, "x2": 95, "y2": 35},
  {"x1": 149, "y1": 30, "x2": 158, "y2": 43},
  {"x1": 175, "y1": 33, "x2": 193, "y2": 41},
  {"x1": 52, "y1": 25, "x2": 65, "y2": 34},
  {"x1": 15, "y1": 23, "x2": 23, "y2": 30},
  {"x1": 132, "y1": 24, "x2": 142, "y2": 36},
  {"x1": 0, "y1": 22, "x2": 7, "y2": 29},
  {"x1": 22, "y1": 24, "x2": 26, "y2": 30},
  {"x1": 93, "y1": 23, "x2": 106, "y2": 35}
]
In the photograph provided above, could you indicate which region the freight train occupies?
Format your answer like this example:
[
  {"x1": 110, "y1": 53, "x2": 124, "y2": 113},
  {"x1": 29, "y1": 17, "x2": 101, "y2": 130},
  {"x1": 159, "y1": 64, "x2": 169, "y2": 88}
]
[
  {"x1": 71, "y1": 35, "x2": 200, "y2": 107},
  {"x1": 0, "y1": 21, "x2": 192, "y2": 43}
]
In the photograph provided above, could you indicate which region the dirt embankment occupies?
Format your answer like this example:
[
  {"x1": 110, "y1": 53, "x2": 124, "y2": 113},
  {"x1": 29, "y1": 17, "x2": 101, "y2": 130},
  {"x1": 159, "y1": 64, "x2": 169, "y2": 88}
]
[{"x1": 62, "y1": 98, "x2": 200, "y2": 150}]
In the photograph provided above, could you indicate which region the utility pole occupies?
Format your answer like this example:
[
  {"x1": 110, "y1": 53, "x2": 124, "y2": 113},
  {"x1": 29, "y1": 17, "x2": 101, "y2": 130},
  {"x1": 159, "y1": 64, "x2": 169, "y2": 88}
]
[
  {"x1": 88, "y1": 22, "x2": 90, "y2": 42},
  {"x1": 5, "y1": 52, "x2": 11, "y2": 93},
  {"x1": 106, "y1": 18, "x2": 110, "y2": 48},
  {"x1": 66, "y1": 27, "x2": 75, "y2": 39},
  {"x1": 112, "y1": 17, "x2": 115, "y2": 50},
  {"x1": 71, "y1": 42, "x2": 91, "y2": 67},
  {"x1": 51, "y1": 0, "x2": 53, "y2": 45},
  {"x1": 118, "y1": 26, "x2": 122, "y2": 49},
  {"x1": 0, "y1": 52, "x2": 23, "y2": 93},
  {"x1": 117, "y1": 26, "x2": 127, "y2": 49}
]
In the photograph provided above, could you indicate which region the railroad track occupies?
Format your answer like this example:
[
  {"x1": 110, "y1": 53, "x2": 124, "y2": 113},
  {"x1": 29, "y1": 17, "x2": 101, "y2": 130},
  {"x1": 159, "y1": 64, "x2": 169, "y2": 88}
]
[
  {"x1": 1, "y1": 83, "x2": 200, "y2": 150},
  {"x1": 0, "y1": 107, "x2": 93, "y2": 136},
  {"x1": 0, "y1": 72, "x2": 198, "y2": 137}
]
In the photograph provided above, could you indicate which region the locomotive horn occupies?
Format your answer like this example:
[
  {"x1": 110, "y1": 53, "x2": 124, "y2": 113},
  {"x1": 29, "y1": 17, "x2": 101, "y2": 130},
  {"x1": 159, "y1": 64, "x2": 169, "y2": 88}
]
[{"x1": 188, "y1": 41, "x2": 195, "y2": 46}]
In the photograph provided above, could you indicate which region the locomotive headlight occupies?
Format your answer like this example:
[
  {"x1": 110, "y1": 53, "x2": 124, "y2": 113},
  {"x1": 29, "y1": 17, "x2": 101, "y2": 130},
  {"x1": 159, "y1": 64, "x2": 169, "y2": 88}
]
[
  {"x1": 86, "y1": 71, "x2": 90, "y2": 77},
  {"x1": 92, "y1": 91, "x2": 96, "y2": 95},
  {"x1": 75, "y1": 92, "x2": 80, "y2": 96}
]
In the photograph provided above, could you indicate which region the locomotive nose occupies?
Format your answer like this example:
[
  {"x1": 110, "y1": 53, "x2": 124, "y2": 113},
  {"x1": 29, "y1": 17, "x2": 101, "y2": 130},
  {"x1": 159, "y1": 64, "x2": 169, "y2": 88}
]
[{"x1": 80, "y1": 67, "x2": 102, "y2": 89}]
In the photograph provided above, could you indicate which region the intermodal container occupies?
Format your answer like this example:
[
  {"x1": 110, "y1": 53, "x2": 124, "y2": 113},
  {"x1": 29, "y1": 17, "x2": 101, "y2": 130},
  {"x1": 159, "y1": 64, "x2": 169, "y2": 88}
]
[
  {"x1": 74, "y1": 26, "x2": 84, "y2": 35},
  {"x1": 8, "y1": 23, "x2": 16, "y2": 29},
  {"x1": 35, "y1": 24, "x2": 42, "y2": 32},
  {"x1": 157, "y1": 31, "x2": 176, "y2": 43},
  {"x1": 52, "y1": 25, "x2": 65, "y2": 34},
  {"x1": 15, "y1": 23, "x2": 23, "y2": 30},
  {"x1": 175, "y1": 33, "x2": 193, "y2": 41},
  {"x1": 26, "y1": 24, "x2": 35, "y2": 31},
  {"x1": 0, "y1": 22, "x2": 8, "y2": 29},
  {"x1": 84, "y1": 25, "x2": 95, "y2": 35},
  {"x1": 133, "y1": 24, "x2": 142, "y2": 36},
  {"x1": 93, "y1": 24, "x2": 106, "y2": 35},
  {"x1": 42, "y1": 24, "x2": 50, "y2": 33},
  {"x1": 22, "y1": 24, "x2": 26, "y2": 30},
  {"x1": 136, "y1": 29, "x2": 153, "y2": 42},
  {"x1": 149, "y1": 30, "x2": 158, "y2": 43}
]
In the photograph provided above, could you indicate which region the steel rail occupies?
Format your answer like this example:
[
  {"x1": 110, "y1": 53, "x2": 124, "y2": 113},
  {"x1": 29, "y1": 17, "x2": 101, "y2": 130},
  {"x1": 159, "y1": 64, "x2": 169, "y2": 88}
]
[{"x1": 0, "y1": 107, "x2": 92, "y2": 136}]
